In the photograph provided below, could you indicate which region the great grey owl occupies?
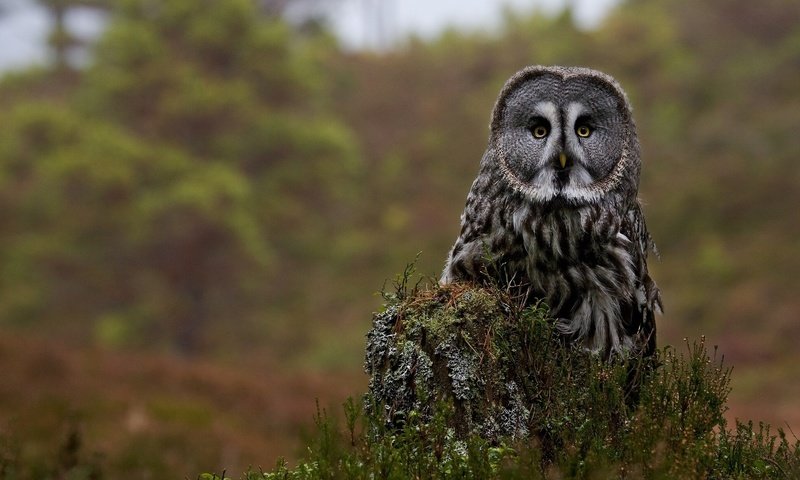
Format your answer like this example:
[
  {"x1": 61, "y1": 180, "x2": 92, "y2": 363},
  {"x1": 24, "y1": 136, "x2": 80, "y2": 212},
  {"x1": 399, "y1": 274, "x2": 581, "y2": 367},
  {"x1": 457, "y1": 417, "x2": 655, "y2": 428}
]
[{"x1": 441, "y1": 65, "x2": 661, "y2": 358}]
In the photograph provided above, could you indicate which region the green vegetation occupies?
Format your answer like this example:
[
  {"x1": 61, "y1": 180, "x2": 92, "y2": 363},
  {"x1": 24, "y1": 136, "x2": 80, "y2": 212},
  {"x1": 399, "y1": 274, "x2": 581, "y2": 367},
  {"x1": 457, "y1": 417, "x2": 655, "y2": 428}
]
[
  {"x1": 202, "y1": 280, "x2": 800, "y2": 479},
  {"x1": 0, "y1": 0, "x2": 799, "y2": 478},
  {"x1": 0, "y1": 0, "x2": 362, "y2": 356},
  {"x1": 364, "y1": 279, "x2": 653, "y2": 442},
  {"x1": 1, "y1": 0, "x2": 798, "y2": 367}
]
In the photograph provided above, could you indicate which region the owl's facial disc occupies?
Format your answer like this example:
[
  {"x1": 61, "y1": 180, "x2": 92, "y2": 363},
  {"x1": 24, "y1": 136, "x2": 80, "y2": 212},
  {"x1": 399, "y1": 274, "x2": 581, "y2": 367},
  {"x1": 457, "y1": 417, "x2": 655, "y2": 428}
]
[{"x1": 494, "y1": 74, "x2": 628, "y2": 205}]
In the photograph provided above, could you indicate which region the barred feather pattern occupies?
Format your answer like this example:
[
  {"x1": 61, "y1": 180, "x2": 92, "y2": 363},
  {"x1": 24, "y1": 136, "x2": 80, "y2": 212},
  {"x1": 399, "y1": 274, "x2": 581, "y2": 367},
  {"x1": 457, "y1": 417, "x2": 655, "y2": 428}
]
[
  {"x1": 441, "y1": 162, "x2": 661, "y2": 358},
  {"x1": 441, "y1": 66, "x2": 662, "y2": 358}
]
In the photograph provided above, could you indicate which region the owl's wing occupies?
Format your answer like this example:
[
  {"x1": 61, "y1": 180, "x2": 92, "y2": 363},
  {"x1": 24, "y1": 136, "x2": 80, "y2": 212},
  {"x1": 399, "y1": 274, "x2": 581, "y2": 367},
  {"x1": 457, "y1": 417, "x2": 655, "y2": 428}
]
[
  {"x1": 441, "y1": 160, "x2": 514, "y2": 283},
  {"x1": 619, "y1": 280, "x2": 658, "y2": 357},
  {"x1": 630, "y1": 200, "x2": 661, "y2": 262},
  {"x1": 621, "y1": 201, "x2": 662, "y2": 356}
]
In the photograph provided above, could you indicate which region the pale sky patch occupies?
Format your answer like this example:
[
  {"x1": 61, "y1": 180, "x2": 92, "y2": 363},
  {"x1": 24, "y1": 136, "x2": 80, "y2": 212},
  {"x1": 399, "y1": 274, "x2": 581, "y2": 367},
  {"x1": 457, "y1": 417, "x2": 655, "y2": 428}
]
[{"x1": 0, "y1": 0, "x2": 619, "y2": 71}]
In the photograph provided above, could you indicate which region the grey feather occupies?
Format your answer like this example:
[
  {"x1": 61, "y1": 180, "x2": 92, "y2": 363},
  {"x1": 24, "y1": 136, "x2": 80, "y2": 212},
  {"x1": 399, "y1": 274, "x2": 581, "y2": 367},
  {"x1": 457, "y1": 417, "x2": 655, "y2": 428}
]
[{"x1": 441, "y1": 65, "x2": 661, "y2": 358}]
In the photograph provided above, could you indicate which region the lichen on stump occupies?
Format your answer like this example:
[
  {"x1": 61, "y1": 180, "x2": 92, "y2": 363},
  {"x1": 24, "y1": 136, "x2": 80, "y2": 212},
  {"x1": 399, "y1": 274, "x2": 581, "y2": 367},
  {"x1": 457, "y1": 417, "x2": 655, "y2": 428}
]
[{"x1": 365, "y1": 279, "x2": 654, "y2": 443}]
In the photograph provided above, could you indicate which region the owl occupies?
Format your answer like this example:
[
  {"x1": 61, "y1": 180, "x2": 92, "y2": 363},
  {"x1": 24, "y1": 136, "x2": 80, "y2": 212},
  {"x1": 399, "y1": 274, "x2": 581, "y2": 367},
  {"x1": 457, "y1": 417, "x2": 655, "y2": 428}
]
[{"x1": 441, "y1": 66, "x2": 661, "y2": 358}]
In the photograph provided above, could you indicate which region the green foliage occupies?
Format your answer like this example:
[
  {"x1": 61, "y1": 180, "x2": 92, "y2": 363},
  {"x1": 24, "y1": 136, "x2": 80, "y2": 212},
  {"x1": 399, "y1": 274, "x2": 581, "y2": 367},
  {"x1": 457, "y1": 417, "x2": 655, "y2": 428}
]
[
  {"x1": 1, "y1": 0, "x2": 800, "y2": 475},
  {"x1": 2, "y1": 0, "x2": 798, "y2": 376},
  {"x1": 0, "y1": 101, "x2": 269, "y2": 350},
  {"x1": 203, "y1": 284, "x2": 800, "y2": 479},
  {"x1": 0, "y1": 0, "x2": 363, "y2": 355}
]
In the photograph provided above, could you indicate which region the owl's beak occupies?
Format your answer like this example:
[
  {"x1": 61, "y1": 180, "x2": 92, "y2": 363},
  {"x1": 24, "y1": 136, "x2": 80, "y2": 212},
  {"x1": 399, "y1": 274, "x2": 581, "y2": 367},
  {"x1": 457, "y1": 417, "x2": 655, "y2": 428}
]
[{"x1": 558, "y1": 152, "x2": 568, "y2": 169}]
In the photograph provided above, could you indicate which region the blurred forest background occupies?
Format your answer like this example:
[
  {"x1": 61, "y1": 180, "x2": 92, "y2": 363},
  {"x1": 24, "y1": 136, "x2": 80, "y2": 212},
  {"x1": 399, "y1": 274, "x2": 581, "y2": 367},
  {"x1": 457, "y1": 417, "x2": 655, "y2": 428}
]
[{"x1": 0, "y1": 0, "x2": 798, "y2": 478}]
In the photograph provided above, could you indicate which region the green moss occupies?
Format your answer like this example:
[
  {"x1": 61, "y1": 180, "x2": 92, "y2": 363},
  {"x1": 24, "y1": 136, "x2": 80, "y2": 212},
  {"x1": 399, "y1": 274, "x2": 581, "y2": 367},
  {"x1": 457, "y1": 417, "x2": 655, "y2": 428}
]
[
  {"x1": 367, "y1": 280, "x2": 635, "y2": 442},
  {"x1": 214, "y1": 279, "x2": 800, "y2": 479}
]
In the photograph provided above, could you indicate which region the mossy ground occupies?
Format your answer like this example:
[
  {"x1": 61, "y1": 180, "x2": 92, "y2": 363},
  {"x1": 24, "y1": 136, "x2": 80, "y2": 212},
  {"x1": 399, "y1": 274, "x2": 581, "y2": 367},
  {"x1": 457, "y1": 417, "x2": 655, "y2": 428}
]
[{"x1": 203, "y1": 273, "x2": 800, "y2": 479}]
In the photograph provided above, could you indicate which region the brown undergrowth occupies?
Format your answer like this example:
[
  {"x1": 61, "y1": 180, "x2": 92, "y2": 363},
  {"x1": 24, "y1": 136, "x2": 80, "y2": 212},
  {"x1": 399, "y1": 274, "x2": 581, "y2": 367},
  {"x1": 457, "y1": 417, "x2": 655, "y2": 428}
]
[{"x1": 0, "y1": 332, "x2": 363, "y2": 479}]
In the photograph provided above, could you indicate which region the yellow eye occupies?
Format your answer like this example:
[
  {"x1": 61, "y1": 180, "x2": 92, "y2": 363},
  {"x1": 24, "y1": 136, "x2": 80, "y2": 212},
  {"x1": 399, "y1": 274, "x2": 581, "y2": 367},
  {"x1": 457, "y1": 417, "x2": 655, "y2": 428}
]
[
  {"x1": 576, "y1": 125, "x2": 592, "y2": 138},
  {"x1": 532, "y1": 126, "x2": 548, "y2": 138}
]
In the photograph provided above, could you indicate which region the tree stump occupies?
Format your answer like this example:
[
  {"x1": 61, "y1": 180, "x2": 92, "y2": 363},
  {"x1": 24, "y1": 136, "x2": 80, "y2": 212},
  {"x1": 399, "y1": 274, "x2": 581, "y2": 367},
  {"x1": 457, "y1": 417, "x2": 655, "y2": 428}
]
[{"x1": 365, "y1": 281, "x2": 653, "y2": 444}]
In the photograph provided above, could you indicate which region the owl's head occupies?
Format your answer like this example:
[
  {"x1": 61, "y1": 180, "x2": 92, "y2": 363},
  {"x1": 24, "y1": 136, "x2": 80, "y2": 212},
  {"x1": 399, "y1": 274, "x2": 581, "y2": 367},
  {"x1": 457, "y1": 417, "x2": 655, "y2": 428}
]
[{"x1": 489, "y1": 66, "x2": 640, "y2": 206}]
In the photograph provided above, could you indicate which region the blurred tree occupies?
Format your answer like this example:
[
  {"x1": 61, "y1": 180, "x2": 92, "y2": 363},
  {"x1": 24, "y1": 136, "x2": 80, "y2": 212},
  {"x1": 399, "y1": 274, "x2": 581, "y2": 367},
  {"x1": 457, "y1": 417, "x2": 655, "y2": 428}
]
[
  {"x1": 0, "y1": 103, "x2": 269, "y2": 353},
  {"x1": 1, "y1": 0, "x2": 798, "y2": 368},
  {"x1": 40, "y1": 0, "x2": 107, "y2": 70},
  {"x1": 0, "y1": 0, "x2": 109, "y2": 70},
  {"x1": 0, "y1": 0, "x2": 362, "y2": 355},
  {"x1": 0, "y1": 0, "x2": 336, "y2": 70}
]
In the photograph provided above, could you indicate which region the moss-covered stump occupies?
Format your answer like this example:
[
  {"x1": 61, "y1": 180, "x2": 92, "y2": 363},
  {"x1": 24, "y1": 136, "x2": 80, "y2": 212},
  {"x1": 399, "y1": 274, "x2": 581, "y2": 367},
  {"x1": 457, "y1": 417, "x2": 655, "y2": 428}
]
[
  {"x1": 202, "y1": 280, "x2": 800, "y2": 479},
  {"x1": 365, "y1": 281, "x2": 659, "y2": 444},
  {"x1": 367, "y1": 283, "x2": 532, "y2": 439}
]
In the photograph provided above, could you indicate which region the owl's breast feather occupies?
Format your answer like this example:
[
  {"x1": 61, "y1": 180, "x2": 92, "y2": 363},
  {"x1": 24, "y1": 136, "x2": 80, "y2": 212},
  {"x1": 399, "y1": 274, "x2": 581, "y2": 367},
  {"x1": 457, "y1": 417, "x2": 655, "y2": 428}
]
[{"x1": 512, "y1": 203, "x2": 636, "y2": 302}]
